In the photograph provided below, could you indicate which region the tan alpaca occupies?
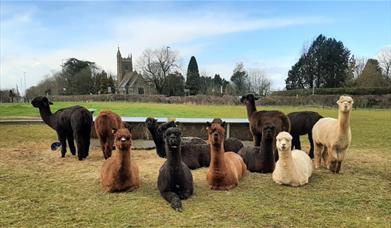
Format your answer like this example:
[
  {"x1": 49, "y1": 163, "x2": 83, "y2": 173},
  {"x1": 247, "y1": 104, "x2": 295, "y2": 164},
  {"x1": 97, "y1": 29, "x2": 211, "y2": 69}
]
[
  {"x1": 272, "y1": 132, "x2": 313, "y2": 187},
  {"x1": 207, "y1": 122, "x2": 247, "y2": 190},
  {"x1": 101, "y1": 128, "x2": 140, "y2": 192},
  {"x1": 312, "y1": 95, "x2": 353, "y2": 173}
]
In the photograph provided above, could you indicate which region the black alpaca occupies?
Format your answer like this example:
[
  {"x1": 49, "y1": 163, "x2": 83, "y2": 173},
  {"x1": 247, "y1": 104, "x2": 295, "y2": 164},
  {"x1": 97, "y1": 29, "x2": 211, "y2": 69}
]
[
  {"x1": 146, "y1": 117, "x2": 176, "y2": 158},
  {"x1": 288, "y1": 111, "x2": 323, "y2": 159},
  {"x1": 31, "y1": 96, "x2": 92, "y2": 160},
  {"x1": 240, "y1": 94, "x2": 290, "y2": 160},
  {"x1": 157, "y1": 127, "x2": 194, "y2": 212},
  {"x1": 238, "y1": 124, "x2": 276, "y2": 173}
]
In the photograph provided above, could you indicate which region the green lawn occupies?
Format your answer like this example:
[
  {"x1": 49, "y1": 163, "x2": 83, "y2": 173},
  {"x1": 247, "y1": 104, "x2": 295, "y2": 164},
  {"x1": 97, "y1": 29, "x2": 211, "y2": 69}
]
[{"x1": 0, "y1": 103, "x2": 390, "y2": 227}]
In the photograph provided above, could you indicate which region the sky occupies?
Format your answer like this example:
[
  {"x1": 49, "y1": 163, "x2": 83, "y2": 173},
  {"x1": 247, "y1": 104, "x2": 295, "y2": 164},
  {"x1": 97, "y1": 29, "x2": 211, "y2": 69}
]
[{"x1": 1, "y1": 1, "x2": 390, "y2": 93}]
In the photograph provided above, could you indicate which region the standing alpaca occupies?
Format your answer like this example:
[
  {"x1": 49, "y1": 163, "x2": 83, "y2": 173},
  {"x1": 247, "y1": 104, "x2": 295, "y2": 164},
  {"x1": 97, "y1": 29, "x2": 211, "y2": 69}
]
[
  {"x1": 240, "y1": 94, "x2": 290, "y2": 160},
  {"x1": 101, "y1": 128, "x2": 140, "y2": 192},
  {"x1": 31, "y1": 96, "x2": 92, "y2": 160},
  {"x1": 158, "y1": 127, "x2": 193, "y2": 212},
  {"x1": 95, "y1": 111, "x2": 124, "y2": 159},
  {"x1": 272, "y1": 132, "x2": 313, "y2": 187},
  {"x1": 207, "y1": 122, "x2": 246, "y2": 190},
  {"x1": 238, "y1": 124, "x2": 276, "y2": 173},
  {"x1": 288, "y1": 111, "x2": 323, "y2": 159},
  {"x1": 312, "y1": 95, "x2": 354, "y2": 173}
]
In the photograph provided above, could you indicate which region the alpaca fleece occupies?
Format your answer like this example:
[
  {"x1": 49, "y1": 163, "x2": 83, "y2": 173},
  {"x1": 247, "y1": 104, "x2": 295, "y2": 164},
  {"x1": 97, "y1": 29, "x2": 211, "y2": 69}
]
[
  {"x1": 207, "y1": 122, "x2": 246, "y2": 190},
  {"x1": 288, "y1": 111, "x2": 323, "y2": 158},
  {"x1": 312, "y1": 95, "x2": 353, "y2": 173},
  {"x1": 158, "y1": 127, "x2": 194, "y2": 212},
  {"x1": 101, "y1": 128, "x2": 140, "y2": 192},
  {"x1": 239, "y1": 124, "x2": 276, "y2": 173},
  {"x1": 31, "y1": 96, "x2": 92, "y2": 160},
  {"x1": 95, "y1": 111, "x2": 124, "y2": 159},
  {"x1": 272, "y1": 132, "x2": 313, "y2": 187}
]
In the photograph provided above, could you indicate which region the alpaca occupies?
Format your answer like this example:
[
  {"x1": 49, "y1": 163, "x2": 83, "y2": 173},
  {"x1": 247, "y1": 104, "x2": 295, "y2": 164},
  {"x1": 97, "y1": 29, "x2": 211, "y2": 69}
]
[
  {"x1": 31, "y1": 96, "x2": 92, "y2": 160},
  {"x1": 238, "y1": 124, "x2": 276, "y2": 173},
  {"x1": 288, "y1": 111, "x2": 323, "y2": 159},
  {"x1": 240, "y1": 94, "x2": 290, "y2": 160},
  {"x1": 312, "y1": 95, "x2": 354, "y2": 173},
  {"x1": 158, "y1": 127, "x2": 193, "y2": 211},
  {"x1": 272, "y1": 132, "x2": 313, "y2": 187},
  {"x1": 207, "y1": 121, "x2": 246, "y2": 190},
  {"x1": 145, "y1": 117, "x2": 176, "y2": 158},
  {"x1": 95, "y1": 111, "x2": 124, "y2": 159},
  {"x1": 101, "y1": 128, "x2": 140, "y2": 192}
]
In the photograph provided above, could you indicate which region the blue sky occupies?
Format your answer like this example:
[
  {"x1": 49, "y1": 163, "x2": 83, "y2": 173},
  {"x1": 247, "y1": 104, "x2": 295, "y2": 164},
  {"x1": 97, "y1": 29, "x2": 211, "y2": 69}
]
[{"x1": 1, "y1": 1, "x2": 390, "y2": 92}]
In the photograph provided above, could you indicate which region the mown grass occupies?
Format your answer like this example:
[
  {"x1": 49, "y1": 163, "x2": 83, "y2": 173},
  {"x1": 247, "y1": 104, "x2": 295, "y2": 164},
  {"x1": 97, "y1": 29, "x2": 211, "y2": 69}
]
[{"x1": 0, "y1": 103, "x2": 390, "y2": 227}]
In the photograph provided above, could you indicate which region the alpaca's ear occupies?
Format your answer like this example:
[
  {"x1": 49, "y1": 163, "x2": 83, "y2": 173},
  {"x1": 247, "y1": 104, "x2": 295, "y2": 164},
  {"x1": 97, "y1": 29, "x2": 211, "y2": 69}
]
[
  {"x1": 221, "y1": 121, "x2": 226, "y2": 128},
  {"x1": 206, "y1": 121, "x2": 211, "y2": 127},
  {"x1": 254, "y1": 96, "x2": 259, "y2": 100},
  {"x1": 112, "y1": 128, "x2": 118, "y2": 134}
]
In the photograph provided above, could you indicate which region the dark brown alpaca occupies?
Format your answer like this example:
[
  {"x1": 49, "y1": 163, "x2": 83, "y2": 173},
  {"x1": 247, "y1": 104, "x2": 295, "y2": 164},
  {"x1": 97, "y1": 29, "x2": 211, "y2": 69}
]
[
  {"x1": 207, "y1": 122, "x2": 246, "y2": 190},
  {"x1": 31, "y1": 96, "x2": 92, "y2": 160},
  {"x1": 95, "y1": 111, "x2": 124, "y2": 159},
  {"x1": 101, "y1": 128, "x2": 140, "y2": 193},
  {"x1": 240, "y1": 94, "x2": 290, "y2": 160}
]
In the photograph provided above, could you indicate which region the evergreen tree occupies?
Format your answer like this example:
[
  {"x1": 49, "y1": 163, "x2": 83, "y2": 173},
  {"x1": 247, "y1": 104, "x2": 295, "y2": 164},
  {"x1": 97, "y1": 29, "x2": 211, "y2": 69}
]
[
  {"x1": 230, "y1": 63, "x2": 249, "y2": 95},
  {"x1": 163, "y1": 71, "x2": 185, "y2": 96},
  {"x1": 186, "y1": 56, "x2": 200, "y2": 95},
  {"x1": 355, "y1": 59, "x2": 387, "y2": 87}
]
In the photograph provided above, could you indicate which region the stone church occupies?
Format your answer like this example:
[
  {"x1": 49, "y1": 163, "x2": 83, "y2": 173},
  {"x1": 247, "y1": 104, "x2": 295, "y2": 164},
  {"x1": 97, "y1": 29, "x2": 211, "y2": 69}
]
[{"x1": 116, "y1": 48, "x2": 155, "y2": 95}]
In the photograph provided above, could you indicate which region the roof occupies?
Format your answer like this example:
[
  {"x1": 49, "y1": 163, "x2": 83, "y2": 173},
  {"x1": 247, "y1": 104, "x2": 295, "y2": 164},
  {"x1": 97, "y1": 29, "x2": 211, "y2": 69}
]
[{"x1": 118, "y1": 71, "x2": 140, "y2": 89}]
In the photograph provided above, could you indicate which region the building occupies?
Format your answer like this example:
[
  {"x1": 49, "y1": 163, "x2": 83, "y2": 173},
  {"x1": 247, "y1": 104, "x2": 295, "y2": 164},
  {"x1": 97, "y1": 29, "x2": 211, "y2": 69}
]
[{"x1": 116, "y1": 48, "x2": 156, "y2": 95}]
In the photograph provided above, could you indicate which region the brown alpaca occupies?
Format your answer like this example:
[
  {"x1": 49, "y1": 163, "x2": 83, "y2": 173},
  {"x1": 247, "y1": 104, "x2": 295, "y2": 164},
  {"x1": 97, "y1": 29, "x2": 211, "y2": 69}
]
[
  {"x1": 95, "y1": 111, "x2": 124, "y2": 159},
  {"x1": 101, "y1": 128, "x2": 140, "y2": 193},
  {"x1": 207, "y1": 122, "x2": 246, "y2": 190}
]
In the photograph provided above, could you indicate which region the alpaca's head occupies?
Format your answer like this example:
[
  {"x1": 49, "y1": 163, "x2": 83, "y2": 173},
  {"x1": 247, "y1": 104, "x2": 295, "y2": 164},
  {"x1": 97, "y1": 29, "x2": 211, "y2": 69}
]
[
  {"x1": 31, "y1": 96, "x2": 53, "y2": 109},
  {"x1": 207, "y1": 121, "x2": 225, "y2": 146},
  {"x1": 114, "y1": 128, "x2": 132, "y2": 151},
  {"x1": 276, "y1": 131, "x2": 292, "y2": 152},
  {"x1": 240, "y1": 94, "x2": 259, "y2": 105},
  {"x1": 164, "y1": 127, "x2": 182, "y2": 150},
  {"x1": 145, "y1": 117, "x2": 158, "y2": 130},
  {"x1": 337, "y1": 95, "x2": 354, "y2": 113},
  {"x1": 262, "y1": 124, "x2": 276, "y2": 140}
]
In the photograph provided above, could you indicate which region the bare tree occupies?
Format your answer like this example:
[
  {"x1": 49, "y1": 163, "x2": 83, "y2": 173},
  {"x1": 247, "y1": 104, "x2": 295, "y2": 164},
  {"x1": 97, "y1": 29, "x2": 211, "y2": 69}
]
[
  {"x1": 354, "y1": 57, "x2": 367, "y2": 79},
  {"x1": 247, "y1": 68, "x2": 271, "y2": 96},
  {"x1": 378, "y1": 47, "x2": 391, "y2": 79},
  {"x1": 137, "y1": 47, "x2": 180, "y2": 94}
]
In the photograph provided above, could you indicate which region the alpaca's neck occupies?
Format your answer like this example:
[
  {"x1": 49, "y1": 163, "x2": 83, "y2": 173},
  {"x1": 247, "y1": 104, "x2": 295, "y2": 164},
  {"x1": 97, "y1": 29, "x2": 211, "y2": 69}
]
[
  {"x1": 149, "y1": 127, "x2": 166, "y2": 156},
  {"x1": 245, "y1": 100, "x2": 257, "y2": 120},
  {"x1": 167, "y1": 147, "x2": 182, "y2": 166},
  {"x1": 114, "y1": 149, "x2": 131, "y2": 170},
  {"x1": 38, "y1": 107, "x2": 56, "y2": 129},
  {"x1": 337, "y1": 110, "x2": 351, "y2": 135},
  {"x1": 260, "y1": 138, "x2": 274, "y2": 162},
  {"x1": 278, "y1": 150, "x2": 295, "y2": 169},
  {"x1": 210, "y1": 142, "x2": 227, "y2": 172}
]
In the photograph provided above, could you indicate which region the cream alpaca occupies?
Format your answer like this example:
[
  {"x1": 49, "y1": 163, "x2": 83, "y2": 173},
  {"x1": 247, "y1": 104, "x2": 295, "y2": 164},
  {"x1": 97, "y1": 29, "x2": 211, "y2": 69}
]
[
  {"x1": 272, "y1": 132, "x2": 313, "y2": 187},
  {"x1": 312, "y1": 95, "x2": 353, "y2": 173}
]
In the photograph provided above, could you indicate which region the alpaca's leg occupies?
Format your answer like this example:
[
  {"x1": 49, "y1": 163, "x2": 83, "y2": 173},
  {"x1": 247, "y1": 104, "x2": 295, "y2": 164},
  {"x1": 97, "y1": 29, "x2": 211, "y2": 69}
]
[
  {"x1": 313, "y1": 143, "x2": 323, "y2": 169},
  {"x1": 67, "y1": 133, "x2": 76, "y2": 156},
  {"x1": 105, "y1": 136, "x2": 114, "y2": 159},
  {"x1": 336, "y1": 161, "x2": 342, "y2": 174},
  {"x1": 327, "y1": 148, "x2": 338, "y2": 173},
  {"x1": 292, "y1": 134, "x2": 301, "y2": 150},
  {"x1": 308, "y1": 133, "x2": 314, "y2": 159},
  {"x1": 58, "y1": 132, "x2": 67, "y2": 158},
  {"x1": 99, "y1": 137, "x2": 106, "y2": 159},
  {"x1": 161, "y1": 191, "x2": 182, "y2": 211}
]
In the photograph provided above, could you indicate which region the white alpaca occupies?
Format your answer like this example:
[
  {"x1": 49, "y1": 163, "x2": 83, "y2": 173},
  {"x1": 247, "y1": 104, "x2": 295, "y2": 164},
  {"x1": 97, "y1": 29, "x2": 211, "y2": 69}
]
[
  {"x1": 272, "y1": 132, "x2": 313, "y2": 187},
  {"x1": 312, "y1": 95, "x2": 353, "y2": 173}
]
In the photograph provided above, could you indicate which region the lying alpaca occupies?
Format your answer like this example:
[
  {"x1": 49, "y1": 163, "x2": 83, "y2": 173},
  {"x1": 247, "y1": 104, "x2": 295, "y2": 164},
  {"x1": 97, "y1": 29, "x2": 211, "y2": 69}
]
[
  {"x1": 240, "y1": 94, "x2": 290, "y2": 160},
  {"x1": 288, "y1": 111, "x2": 323, "y2": 159},
  {"x1": 272, "y1": 132, "x2": 313, "y2": 187},
  {"x1": 239, "y1": 124, "x2": 276, "y2": 173},
  {"x1": 207, "y1": 122, "x2": 246, "y2": 190},
  {"x1": 95, "y1": 111, "x2": 124, "y2": 159},
  {"x1": 312, "y1": 95, "x2": 354, "y2": 173},
  {"x1": 31, "y1": 96, "x2": 92, "y2": 160},
  {"x1": 146, "y1": 117, "x2": 176, "y2": 158},
  {"x1": 158, "y1": 127, "x2": 193, "y2": 211},
  {"x1": 101, "y1": 128, "x2": 140, "y2": 192}
]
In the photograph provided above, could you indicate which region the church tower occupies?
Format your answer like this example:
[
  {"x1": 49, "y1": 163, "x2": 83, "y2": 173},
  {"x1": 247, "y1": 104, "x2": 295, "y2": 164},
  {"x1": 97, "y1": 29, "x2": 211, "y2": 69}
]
[
  {"x1": 117, "y1": 47, "x2": 123, "y2": 83},
  {"x1": 116, "y1": 47, "x2": 133, "y2": 84}
]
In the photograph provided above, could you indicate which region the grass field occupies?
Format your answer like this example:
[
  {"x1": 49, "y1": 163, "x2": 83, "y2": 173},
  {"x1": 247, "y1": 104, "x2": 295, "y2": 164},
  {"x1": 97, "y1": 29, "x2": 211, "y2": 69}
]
[{"x1": 0, "y1": 102, "x2": 390, "y2": 226}]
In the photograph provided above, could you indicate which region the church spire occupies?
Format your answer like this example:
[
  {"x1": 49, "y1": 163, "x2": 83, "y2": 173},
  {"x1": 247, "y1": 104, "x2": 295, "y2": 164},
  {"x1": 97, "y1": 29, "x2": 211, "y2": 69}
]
[{"x1": 117, "y1": 46, "x2": 121, "y2": 58}]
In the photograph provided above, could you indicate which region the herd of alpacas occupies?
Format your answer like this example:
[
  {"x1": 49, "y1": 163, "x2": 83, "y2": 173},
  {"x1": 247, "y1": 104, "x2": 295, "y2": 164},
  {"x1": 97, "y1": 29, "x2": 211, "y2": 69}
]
[{"x1": 31, "y1": 94, "x2": 354, "y2": 211}]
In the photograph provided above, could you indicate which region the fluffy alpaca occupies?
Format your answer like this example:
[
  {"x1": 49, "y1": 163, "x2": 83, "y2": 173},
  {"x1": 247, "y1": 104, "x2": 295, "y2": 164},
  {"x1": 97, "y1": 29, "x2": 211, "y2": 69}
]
[
  {"x1": 238, "y1": 124, "x2": 276, "y2": 173},
  {"x1": 95, "y1": 111, "x2": 124, "y2": 159},
  {"x1": 312, "y1": 95, "x2": 353, "y2": 173},
  {"x1": 240, "y1": 94, "x2": 290, "y2": 160},
  {"x1": 288, "y1": 111, "x2": 323, "y2": 159},
  {"x1": 101, "y1": 128, "x2": 140, "y2": 192},
  {"x1": 146, "y1": 117, "x2": 176, "y2": 158},
  {"x1": 272, "y1": 132, "x2": 313, "y2": 187},
  {"x1": 31, "y1": 96, "x2": 92, "y2": 160},
  {"x1": 207, "y1": 122, "x2": 246, "y2": 190},
  {"x1": 158, "y1": 127, "x2": 194, "y2": 211}
]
